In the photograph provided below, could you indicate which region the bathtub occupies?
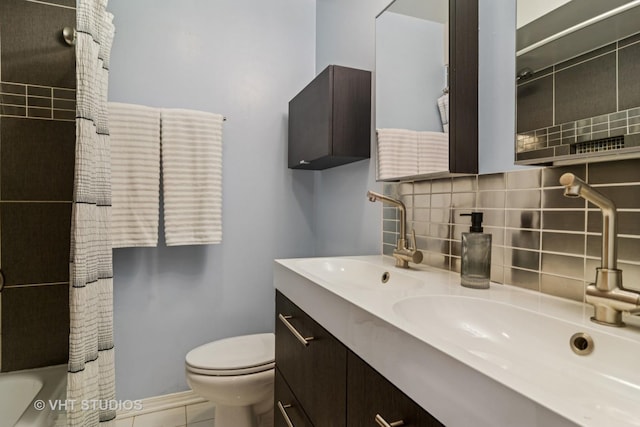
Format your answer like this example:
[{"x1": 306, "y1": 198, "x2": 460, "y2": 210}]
[{"x1": 0, "y1": 364, "x2": 67, "y2": 427}]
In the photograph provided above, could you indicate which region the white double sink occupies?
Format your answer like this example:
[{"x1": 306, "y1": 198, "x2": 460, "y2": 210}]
[{"x1": 274, "y1": 255, "x2": 640, "y2": 427}]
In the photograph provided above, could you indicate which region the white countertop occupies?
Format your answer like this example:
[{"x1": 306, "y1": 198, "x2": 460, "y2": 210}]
[{"x1": 274, "y1": 255, "x2": 640, "y2": 427}]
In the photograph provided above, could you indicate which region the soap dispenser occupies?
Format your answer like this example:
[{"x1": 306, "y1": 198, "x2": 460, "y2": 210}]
[{"x1": 460, "y1": 212, "x2": 491, "y2": 289}]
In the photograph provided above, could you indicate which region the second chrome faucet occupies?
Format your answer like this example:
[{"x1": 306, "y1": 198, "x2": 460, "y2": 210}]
[
  {"x1": 560, "y1": 173, "x2": 640, "y2": 326},
  {"x1": 367, "y1": 190, "x2": 423, "y2": 268}
]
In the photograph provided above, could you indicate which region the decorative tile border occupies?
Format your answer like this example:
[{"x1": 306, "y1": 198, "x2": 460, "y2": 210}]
[
  {"x1": 517, "y1": 107, "x2": 640, "y2": 159},
  {"x1": 0, "y1": 81, "x2": 75, "y2": 122}
]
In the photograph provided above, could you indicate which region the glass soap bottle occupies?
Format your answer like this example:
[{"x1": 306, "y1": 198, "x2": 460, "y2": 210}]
[{"x1": 460, "y1": 212, "x2": 491, "y2": 289}]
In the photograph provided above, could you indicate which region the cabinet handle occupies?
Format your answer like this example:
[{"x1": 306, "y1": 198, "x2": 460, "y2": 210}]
[
  {"x1": 375, "y1": 413, "x2": 405, "y2": 427},
  {"x1": 278, "y1": 313, "x2": 314, "y2": 346},
  {"x1": 299, "y1": 160, "x2": 311, "y2": 165},
  {"x1": 277, "y1": 401, "x2": 295, "y2": 427}
]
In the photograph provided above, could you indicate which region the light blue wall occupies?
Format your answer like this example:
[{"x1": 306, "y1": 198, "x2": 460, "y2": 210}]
[
  {"x1": 313, "y1": 0, "x2": 390, "y2": 256},
  {"x1": 107, "y1": 0, "x2": 316, "y2": 400},
  {"x1": 376, "y1": 12, "x2": 446, "y2": 131},
  {"x1": 316, "y1": 0, "x2": 391, "y2": 74}
]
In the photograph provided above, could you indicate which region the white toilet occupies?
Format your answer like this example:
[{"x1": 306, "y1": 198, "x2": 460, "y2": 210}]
[{"x1": 185, "y1": 333, "x2": 275, "y2": 427}]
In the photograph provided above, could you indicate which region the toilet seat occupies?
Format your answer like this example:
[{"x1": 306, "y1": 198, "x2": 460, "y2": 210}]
[{"x1": 186, "y1": 333, "x2": 275, "y2": 377}]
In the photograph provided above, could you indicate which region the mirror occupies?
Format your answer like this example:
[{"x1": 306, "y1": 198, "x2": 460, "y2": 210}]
[
  {"x1": 375, "y1": 0, "x2": 451, "y2": 180},
  {"x1": 515, "y1": 0, "x2": 640, "y2": 165},
  {"x1": 375, "y1": 0, "x2": 479, "y2": 181}
]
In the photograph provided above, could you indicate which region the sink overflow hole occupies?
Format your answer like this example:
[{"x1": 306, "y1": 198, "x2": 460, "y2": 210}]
[
  {"x1": 381, "y1": 272, "x2": 390, "y2": 284},
  {"x1": 570, "y1": 332, "x2": 594, "y2": 356}
]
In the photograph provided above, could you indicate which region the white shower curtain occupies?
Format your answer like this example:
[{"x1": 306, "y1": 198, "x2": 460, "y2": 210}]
[{"x1": 67, "y1": 0, "x2": 116, "y2": 425}]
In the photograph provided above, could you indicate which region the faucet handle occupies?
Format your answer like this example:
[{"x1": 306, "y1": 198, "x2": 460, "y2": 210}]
[
  {"x1": 409, "y1": 229, "x2": 418, "y2": 250},
  {"x1": 409, "y1": 229, "x2": 423, "y2": 264}
]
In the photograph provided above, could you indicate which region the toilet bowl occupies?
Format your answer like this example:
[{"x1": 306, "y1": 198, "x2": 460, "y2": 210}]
[{"x1": 185, "y1": 333, "x2": 275, "y2": 427}]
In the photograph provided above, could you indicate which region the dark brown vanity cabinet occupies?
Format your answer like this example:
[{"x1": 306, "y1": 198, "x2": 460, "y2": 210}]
[
  {"x1": 275, "y1": 370, "x2": 314, "y2": 427},
  {"x1": 347, "y1": 352, "x2": 443, "y2": 427},
  {"x1": 275, "y1": 291, "x2": 347, "y2": 427},
  {"x1": 288, "y1": 65, "x2": 372, "y2": 170},
  {"x1": 275, "y1": 291, "x2": 443, "y2": 427}
]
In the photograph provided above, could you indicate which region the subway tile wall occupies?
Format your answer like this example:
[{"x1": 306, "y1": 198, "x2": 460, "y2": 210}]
[
  {"x1": 383, "y1": 159, "x2": 640, "y2": 302},
  {"x1": 0, "y1": 0, "x2": 76, "y2": 372}
]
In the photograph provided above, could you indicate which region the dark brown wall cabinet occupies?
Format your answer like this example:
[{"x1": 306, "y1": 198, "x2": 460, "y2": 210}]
[
  {"x1": 288, "y1": 65, "x2": 372, "y2": 170},
  {"x1": 275, "y1": 291, "x2": 443, "y2": 427}
]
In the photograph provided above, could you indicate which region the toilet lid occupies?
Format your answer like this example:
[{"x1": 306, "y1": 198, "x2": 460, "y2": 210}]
[{"x1": 186, "y1": 333, "x2": 275, "y2": 376}]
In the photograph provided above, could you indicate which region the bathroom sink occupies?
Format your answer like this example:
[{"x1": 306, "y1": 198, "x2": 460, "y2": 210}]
[
  {"x1": 295, "y1": 257, "x2": 423, "y2": 291},
  {"x1": 276, "y1": 256, "x2": 640, "y2": 426},
  {"x1": 392, "y1": 295, "x2": 640, "y2": 425}
]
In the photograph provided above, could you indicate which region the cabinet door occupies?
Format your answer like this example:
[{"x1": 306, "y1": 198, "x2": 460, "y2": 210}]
[
  {"x1": 275, "y1": 291, "x2": 347, "y2": 427},
  {"x1": 331, "y1": 66, "x2": 371, "y2": 160},
  {"x1": 275, "y1": 368, "x2": 314, "y2": 427},
  {"x1": 347, "y1": 352, "x2": 443, "y2": 427},
  {"x1": 288, "y1": 68, "x2": 332, "y2": 168}
]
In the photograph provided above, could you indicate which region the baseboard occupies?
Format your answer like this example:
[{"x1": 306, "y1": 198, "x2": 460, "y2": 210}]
[{"x1": 116, "y1": 390, "x2": 207, "y2": 419}]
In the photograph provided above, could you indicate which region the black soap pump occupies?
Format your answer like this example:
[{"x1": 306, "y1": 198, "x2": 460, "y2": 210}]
[{"x1": 460, "y1": 212, "x2": 491, "y2": 289}]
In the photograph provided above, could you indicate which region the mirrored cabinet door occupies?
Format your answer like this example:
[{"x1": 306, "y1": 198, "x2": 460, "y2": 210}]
[{"x1": 375, "y1": 0, "x2": 478, "y2": 181}]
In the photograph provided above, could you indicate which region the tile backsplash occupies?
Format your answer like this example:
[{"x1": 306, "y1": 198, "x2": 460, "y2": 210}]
[{"x1": 383, "y1": 159, "x2": 640, "y2": 302}]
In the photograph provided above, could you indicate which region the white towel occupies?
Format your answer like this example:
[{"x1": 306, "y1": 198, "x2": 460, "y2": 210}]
[
  {"x1": 418, "y1": 131, "x2": 448, "y2": 174},
  {"x1": 377, "y1": 128, "x2": 419, "y2": 179},
  {"x1": 437, "y1": 94, "x2": 449, "y2": 133},
  {"x1": 161, "y1": 108, "x2": 223, "y2": 246},
  {"x1": 109, "y1": 102, "x2": 161, "y2": 248}
]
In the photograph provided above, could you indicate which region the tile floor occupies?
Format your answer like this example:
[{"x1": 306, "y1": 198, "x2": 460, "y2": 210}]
[{"x1": 115, "y1": 400, "x2": 216, "y2": 427}]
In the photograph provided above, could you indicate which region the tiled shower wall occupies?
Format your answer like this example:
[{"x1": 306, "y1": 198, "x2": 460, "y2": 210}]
[
  {"x1": 0, "y1": 0, "x2": 76, "y2": 371},
  {"x1": 383, "y1": 159, "x2": 640, "y2": 302},
  {"x1": 516, "y1": 32, "x2": 640, "y2": 163}
]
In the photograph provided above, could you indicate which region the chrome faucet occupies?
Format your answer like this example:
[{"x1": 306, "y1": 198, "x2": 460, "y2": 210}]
[
  {"x1": 367, "y1": 190, "x2": 423, "y2": 268},
  {"x1": 560, "y1": 173, "x2": 640, "y2": 326}
]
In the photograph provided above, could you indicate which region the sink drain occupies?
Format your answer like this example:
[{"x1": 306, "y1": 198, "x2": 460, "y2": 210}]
[
  {"x1": 570, "y1": 332, "x2": 594, "y2": 355},
  {"x1": 381, "y1": 272, "x2": 390, "y2": 284}
]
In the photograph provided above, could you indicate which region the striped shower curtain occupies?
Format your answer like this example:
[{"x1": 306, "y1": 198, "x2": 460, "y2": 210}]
[{"x1": 67, "y1": 0, "x2": 116, "y2": 425}]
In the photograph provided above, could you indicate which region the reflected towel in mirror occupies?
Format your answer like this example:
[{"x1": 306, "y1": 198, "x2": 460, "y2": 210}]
[
  {"x1": 377, "y1": 129, "x2": 448, "y2": 179},
  {"x1": 418, "y1": 131, "x2": 448, "y2": 174},
  {"x1": 437, "y1": 93, "x2": 449, "y2": 133},
  {"x1": 377, "y1": 128, "x2": 419, "y2": 179}
]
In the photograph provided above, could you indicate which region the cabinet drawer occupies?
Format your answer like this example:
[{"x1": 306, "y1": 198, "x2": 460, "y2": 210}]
[
  {"x1": 275, "y1": 368, "x2": 313, "y2": 427},
  {"x1": 347, "y1": 352, "x2": 443, "y2": 427},
  {"x1": 275, "y1": 291, "x2": 347, "y2": 427}
]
